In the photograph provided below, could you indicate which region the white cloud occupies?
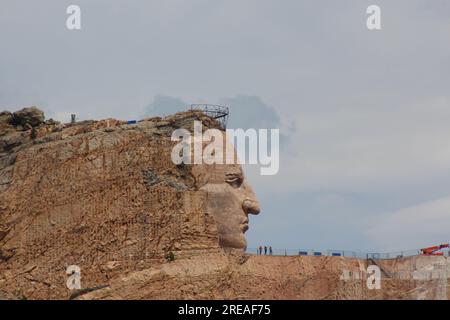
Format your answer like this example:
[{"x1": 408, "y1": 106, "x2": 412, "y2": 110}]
[
  {"x1": 364, "y1": 195, "x2": 450, "y2": 251},
  {"x1": 262, "y1": 97, "x2": 450, "y2": 195}
]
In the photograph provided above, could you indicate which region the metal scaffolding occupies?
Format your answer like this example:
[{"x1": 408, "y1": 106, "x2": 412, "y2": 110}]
[{"x1": 190, "y1": 104, "x2": 229, "y2": 129}]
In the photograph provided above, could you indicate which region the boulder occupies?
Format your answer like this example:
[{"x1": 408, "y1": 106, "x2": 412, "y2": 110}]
[
  {"x1": 0, "y1": 131, "x2": 25, "y2": 152},
  {"x1": 11, "y1": 107, "x2": 45, "y2": 128},
  {"x1": 0, "y1": 112, "x2": 12, "y2": 124}
]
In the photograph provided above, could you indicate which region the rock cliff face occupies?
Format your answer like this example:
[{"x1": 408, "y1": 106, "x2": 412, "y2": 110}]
[
  {"x1": 1, "y1": 107, "x2": 449, "y2": 300},
  {"x1": 0, "y1": 107, "x2": 224, "y2": 299},
  {"x1": 76, "y1": 254, "x2": 450, "y2": 300}
]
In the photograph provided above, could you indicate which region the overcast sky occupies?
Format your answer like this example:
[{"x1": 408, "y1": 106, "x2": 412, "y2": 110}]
[{"x1": 1, "y1": 0, "x2": 450, "y2": 253}]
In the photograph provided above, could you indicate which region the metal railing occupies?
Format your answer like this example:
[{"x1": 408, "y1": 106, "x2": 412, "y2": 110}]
[
  {"x1": 190, "y1": 104, "x2": 229, "y2": 129},
  {"x1": 247, "y1": 247, "x2": 449, "y2": 259}
]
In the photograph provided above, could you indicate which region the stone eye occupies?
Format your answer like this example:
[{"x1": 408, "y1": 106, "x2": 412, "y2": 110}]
[{"x1": 225, "y1": 173, "x2": 243, "y2": 188}]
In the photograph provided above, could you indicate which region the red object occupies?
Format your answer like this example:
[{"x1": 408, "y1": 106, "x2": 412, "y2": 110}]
[{"x1": 420, "y1": 244, "x2": 449, "y2": 255}]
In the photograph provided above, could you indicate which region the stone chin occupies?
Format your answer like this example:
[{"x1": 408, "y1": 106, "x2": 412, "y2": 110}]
[{"x1": 220, "y1": 232, "x2": 248, "y2": 251}]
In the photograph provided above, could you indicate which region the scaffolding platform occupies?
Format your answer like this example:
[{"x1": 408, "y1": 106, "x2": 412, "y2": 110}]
[{"x1": 190, "y1": 104, "x2": 229, "y2": 129}]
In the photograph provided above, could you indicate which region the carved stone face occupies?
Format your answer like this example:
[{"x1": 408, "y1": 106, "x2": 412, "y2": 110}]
[{"x1": 192, "y1": 132, "x2": 260, "y2": 250}]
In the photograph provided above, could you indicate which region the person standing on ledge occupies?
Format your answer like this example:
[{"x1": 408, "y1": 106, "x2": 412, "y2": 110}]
[{"x1": 269, "y1": 246, "x2": 273, "y2": 255}]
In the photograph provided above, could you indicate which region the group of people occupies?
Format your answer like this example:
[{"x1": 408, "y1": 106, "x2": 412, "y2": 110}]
[{"x1": 258, "y1": 245, "x2": 273, "y2": 255}]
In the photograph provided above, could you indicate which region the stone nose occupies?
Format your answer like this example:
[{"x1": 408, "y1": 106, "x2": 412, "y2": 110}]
[{"x1": 242, "y1": 199, "x2": 261, "y2": 215}]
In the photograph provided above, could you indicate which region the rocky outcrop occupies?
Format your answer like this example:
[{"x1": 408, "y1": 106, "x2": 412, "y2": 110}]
[
  {"x1": 10, "y1": 107, "x2": 45, "y2": 128},
  {"x1": 1, "y1": 106, "x2": 449, "y2": 300},
  {"x1": 0, "y1": 112, "x2": 13, "y2": 125},
  {"x1": 0, "y1": 107, "x2": 224, "y2": 299},
  {"x1": 75, "y1": 254, "x2": 450, "y2": 300}
]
